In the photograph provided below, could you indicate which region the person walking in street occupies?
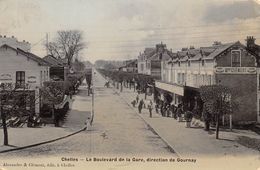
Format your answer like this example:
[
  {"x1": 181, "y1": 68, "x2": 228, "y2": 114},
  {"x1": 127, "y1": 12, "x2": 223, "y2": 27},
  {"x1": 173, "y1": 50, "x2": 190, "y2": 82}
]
[
  {"x1": 138, "y1": 99, "x2": 144, "y2": 114},
  {"x1": 155, "y1": 102, "x2": 159, "y2": 113},
  {"x1": 166, "y1": 104, "x2": 171, "y2": 117},
  {"x1": 176, "y1": 103, "x2": 183, "y2": 122},
  {"x1": 148, "y1": 100, "x2": 153, "y2": 118},
  {"x1": 136, "y1": 94, "x2": 139, "y2": 103},
  {"x1": 131, "y1": 100, "x2": 136, "y2": 107},
  {"x1": 171, "y1": 104, "x2": 176, "y2": 119}
]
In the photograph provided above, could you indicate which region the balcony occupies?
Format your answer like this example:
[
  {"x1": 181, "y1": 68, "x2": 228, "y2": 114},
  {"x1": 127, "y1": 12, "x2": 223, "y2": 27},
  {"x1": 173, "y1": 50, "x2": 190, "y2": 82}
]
[{"x1": 155, "y1": 80, "x2": 184, "y2": 96}]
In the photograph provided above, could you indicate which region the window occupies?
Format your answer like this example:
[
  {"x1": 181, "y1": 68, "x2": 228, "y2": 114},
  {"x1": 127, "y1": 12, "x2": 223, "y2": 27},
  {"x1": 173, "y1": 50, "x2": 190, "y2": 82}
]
[
  {"x1": 140, "y1": 64, "x2": 144, "y2": 71},
  {"x1": 231, "y1": 50, "x2": 241, "y2": 67},
  {"x1": 188, "y1": 61, "x2": 191, "y2": 67},
  {"x1": 40, "y1": 71, "x2": 43, "y2": 86},
  {"x1": 208, "y1": 75, "x2": 212, "y2": 85},
  {"x1": 177, "y1": 73, "x2": 181, "y2": 84},
  {"x1": 201, "y1": 60, "x2": 205, "y2": 66},
  {"x1": 16, "y1": 71, "x2": 25, "y2": 88}
]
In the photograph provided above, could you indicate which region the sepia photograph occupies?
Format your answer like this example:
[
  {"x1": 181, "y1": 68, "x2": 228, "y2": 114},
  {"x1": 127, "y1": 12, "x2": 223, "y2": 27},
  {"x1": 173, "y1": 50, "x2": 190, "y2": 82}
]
[{"x1": 0, "y1": 0, "x2": 259, "y2": 170}]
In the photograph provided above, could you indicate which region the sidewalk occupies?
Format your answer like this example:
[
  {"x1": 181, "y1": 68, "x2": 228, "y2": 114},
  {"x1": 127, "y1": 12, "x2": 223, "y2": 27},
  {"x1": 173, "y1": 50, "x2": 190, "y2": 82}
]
[
  {"x1": 0, "y1": 85, "x2": 90, "y2": 152},
  {"x1": 115, "y1": 85, "x2": 260, "y2": 157}
]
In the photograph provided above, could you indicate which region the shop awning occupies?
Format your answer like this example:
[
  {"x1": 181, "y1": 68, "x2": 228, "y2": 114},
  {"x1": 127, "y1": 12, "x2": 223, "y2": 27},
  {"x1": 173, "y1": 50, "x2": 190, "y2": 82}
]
[{"x1": 155, "y1": 81, "x2": 184, "y2": 96}]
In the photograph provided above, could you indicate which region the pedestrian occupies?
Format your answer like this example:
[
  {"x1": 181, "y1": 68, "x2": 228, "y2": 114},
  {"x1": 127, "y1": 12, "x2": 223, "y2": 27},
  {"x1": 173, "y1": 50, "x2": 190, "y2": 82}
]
[
  {"x1": 148, "y1": 100, "x2": 153, "y2": 118},
  {"x1": 166, "y1": 105, "x2": 171, "y2": 117},
  {"x1": 85, "y1": 117, "x2": 91, "y2": 130},
  {"x1": 131, "y1": 100, "x2": 136, "y2": 107},
  {"x1": 184, "y1": 110, "x2": 193, "y2": 128},
  {"x1": 172, "y1": 105, "x2": 177, "y2": 119},
  {"x1": 176, "y1": 104, "x2": 183, "y2": 122},
  {"x1": 136, "y1": 94, "x2": 139, "y2": 103},
  {"x1": 138, "y1": 99, "x2": 144, "y2": 114},
  {"x1": 155, "y1": 103, "x2": 159, "y2": 113}
]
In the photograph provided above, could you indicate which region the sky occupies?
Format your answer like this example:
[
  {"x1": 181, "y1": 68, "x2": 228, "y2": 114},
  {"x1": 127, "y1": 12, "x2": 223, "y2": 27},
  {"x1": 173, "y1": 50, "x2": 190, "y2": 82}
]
[{"x1": 0, "y1": 0, "x2": 260, "y2": 63}]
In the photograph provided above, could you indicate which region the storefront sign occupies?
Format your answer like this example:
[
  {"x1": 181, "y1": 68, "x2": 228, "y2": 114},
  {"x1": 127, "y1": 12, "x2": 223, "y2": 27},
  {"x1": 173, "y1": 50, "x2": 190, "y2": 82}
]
[
  {"x1": 0, "y1": 73, "x2": 12, "y2": 81},
  {"x1": 215, "y1": 67, "x2": 256, "y2": 74},
  {"x1": 27, "y1": 76, "x2": 37, "y2": 84}
]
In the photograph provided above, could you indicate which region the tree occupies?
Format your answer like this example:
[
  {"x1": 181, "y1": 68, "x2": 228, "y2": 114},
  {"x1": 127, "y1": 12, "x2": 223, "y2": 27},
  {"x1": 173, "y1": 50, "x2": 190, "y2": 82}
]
[
  {"x1": 200, "y1": 85, "x2": 236, "y2": 139},
  {"x1": 0, "y1": 83, "x2": 38, "y2": 145},
  {"x1": 41, "y1": 81, "x2": 65, "y2": 127},
  {"x1": 46, "y1": 30, "x2": 85, "y2": 67},
  {"x1": 72, "y1": 58, "x2": 86, "y2": 72}
]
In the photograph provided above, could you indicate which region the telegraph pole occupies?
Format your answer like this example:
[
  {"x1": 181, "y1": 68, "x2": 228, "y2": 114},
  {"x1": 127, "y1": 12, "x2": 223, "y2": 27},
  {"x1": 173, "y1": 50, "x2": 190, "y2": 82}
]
[
  {"x1": 90, "y1": 67, "x2": 95, "y2": 125},
  {"x1": 46, "y1": 33, "x2": 49, "y2": 56}
]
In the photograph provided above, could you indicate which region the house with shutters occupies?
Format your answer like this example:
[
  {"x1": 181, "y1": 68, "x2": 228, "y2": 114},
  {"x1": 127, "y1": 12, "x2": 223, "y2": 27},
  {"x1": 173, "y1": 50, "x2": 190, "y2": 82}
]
[{"x1": 156, "y1": 40, "x2": 260, "y2": 124}]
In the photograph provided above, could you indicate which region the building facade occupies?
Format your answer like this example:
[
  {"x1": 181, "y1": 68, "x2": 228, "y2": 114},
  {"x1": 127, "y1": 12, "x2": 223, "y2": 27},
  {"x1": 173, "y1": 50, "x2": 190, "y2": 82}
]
[
  {"x1": 156, "y1": 41, "x2": 259, "y2": 124},
  {"x1": 0, "y1": 44, "x2": 50, "y2": 114},
  {"x1": 119, "y1": 59, "x2": 138, "y2": 73},
  {"x1": 137, "y1": 43, "x2": 172, "y2": 80}
]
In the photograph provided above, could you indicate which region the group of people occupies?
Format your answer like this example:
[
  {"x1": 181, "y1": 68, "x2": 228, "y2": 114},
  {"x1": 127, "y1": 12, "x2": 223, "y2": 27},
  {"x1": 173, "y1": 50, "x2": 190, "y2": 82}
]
[
  {"x1": 131, "y1": 95, "x2": 194, "y2": 128},
  {"x1": 131, "y1": 95, "x2": 154, "y2": 117},
  {"x1": 154, "y1": 101, "x2": 183, "y2": 119}
]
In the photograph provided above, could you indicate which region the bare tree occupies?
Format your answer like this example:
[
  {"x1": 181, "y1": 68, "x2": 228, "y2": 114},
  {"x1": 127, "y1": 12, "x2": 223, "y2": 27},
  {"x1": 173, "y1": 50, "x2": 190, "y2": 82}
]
[{"x1": 46, "y1": 30, "x2": 86, "y2": 67}]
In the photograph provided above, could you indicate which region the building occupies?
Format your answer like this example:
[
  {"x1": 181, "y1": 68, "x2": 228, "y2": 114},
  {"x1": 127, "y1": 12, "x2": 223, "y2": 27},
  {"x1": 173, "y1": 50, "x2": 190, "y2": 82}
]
[
  {"x1": 138, "y1": 43, "x2": 172, "y2": 79},
  {"x1": 0, "y1": 44, "x2": 50, "y2": 114},
  {"x1": 118, "y1": 59, "x2": 138, "y2": 73},
  {"x1": 43, "y1": 55, "x2": 68, "y2": 81},
  {"x1": 156, "y1": 41, "x2": 259, "y2": 124}
]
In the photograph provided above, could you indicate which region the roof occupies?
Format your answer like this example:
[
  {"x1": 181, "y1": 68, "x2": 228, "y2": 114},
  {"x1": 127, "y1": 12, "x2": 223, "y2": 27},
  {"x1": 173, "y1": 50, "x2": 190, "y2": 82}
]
[
  {"x1": 43, "y1": 55, "x2": 64, "y2": 67},
  {"x1": 203, "y1": 42, "x2": 237, "y2": 60},
  {"x1": 149, "y1": 49, "x2": 172, "y2": 61},
  {"x1": 0, "y1": 44, "x2": 50, "y2": 66}
]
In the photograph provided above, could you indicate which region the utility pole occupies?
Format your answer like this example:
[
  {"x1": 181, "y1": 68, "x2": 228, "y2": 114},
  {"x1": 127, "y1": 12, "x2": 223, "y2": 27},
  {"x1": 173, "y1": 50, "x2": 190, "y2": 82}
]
[
  {"x1": 46, "y1": 33, "x2": 49, "y2": 56},
  {"x1": 90, "y1": 67, "x2": 95, "y2": 125}
]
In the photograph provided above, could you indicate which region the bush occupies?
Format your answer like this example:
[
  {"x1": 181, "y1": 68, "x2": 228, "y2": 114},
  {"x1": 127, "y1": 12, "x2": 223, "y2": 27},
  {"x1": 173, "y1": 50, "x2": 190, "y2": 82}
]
[{"x1": 41, "y1": 81, "x2": 65, "y2": 105}]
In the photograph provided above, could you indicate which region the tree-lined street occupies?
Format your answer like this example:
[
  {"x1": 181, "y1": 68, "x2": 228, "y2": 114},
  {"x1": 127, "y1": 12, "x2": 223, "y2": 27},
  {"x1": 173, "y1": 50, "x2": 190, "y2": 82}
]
[{"x1": 1, "y1": 70, "x2": 174, "y2": 157}]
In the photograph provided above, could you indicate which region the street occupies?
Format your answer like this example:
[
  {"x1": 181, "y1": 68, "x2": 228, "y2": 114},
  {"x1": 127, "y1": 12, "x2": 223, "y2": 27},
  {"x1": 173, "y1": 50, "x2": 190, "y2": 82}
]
[{"x1": 1, "y1": 70, "x2": 175, "y2": 157}]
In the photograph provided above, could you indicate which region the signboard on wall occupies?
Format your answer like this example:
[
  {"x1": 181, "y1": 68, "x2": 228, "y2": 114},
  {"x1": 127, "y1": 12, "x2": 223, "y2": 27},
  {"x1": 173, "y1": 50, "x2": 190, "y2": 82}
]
[
  {"x1": 0, "y1": 73, "x2": 12, "y2": 82},
  {"x1": 27, "y1": 76, "x2": 37, "y2": 84},
  {"x1": 215, "y1": 67, "x2": 256, "y2": 74}
]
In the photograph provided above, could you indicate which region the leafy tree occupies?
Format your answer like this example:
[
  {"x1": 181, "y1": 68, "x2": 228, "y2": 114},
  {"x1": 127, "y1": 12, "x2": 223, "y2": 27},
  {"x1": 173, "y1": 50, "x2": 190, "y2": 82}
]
[
  {"x1": 0, "y1": 83, "x2": 39, "y2": 145},
  {"x1": 200, "y1": 85, "x2": 237, "y2": 139},
  {"x1": 41, "y1": 81, "x2": 65, "y2": 127}
]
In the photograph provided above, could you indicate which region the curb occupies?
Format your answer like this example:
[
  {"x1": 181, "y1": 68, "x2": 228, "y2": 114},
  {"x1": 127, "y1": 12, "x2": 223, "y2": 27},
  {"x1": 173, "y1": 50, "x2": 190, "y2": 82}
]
[
  {"x1": 113, "y1": 87, "x2": 181, "y2": 157},
  {"x1": 0, "y1": 126, "x2": 87, "y2": 154}
]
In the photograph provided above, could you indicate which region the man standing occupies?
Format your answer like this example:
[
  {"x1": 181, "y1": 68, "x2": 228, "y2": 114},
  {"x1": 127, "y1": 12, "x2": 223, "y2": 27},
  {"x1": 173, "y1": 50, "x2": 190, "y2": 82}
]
[
  {"x1": 138, "y1": 99, "x2": 144, "y2": 114},
  {"x1": 148, "y1": 100, "x2": 153, "y2": 118},
  {"x1": 136, "y1": 94, "x2": 139, "y2": 103}
]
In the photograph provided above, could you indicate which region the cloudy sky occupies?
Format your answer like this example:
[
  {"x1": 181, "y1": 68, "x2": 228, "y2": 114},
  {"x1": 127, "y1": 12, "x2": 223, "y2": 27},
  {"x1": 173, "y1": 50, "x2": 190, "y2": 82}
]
[{"x1": 0, "y1": 0, "x2": 260, "y2": 62}]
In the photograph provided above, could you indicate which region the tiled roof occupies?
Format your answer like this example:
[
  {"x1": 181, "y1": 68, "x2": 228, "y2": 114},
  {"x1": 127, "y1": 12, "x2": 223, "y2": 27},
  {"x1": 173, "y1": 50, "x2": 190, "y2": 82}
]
[
  {"x1": 203, "y1": 42, "x2": 237, "y2": 60},
  {"x1": 149, "y1": 50, "x2": 172, "y2": 61},
  {"x1": 0, "y1": 44, "x2": 49, "y2": 66},
  {"x1": 43, "y1": 55, "x2": 64, "y2": 67}
]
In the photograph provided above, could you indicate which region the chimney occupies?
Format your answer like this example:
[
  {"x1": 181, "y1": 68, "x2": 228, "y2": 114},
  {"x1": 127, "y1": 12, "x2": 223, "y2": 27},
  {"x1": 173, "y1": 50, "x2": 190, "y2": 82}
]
[{"x1": 246, "y1": 36, "x2": 256, "y2": 48}]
